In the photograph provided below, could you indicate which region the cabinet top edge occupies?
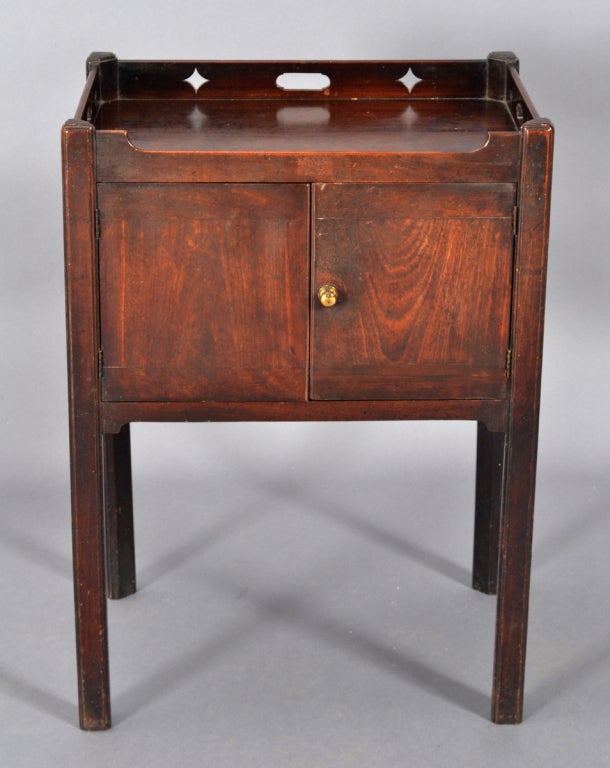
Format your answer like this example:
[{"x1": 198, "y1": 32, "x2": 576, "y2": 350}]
[
  {"x1": 73, "y1": 54, "x2": 538, "y2": 115},
  {"x1": 67, "y1": 54, "x2": 544, "y2": 167}
]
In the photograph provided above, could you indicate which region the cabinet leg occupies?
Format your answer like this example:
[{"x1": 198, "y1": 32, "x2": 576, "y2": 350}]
[
  {"x1": 473, "y1": 423, "x2": 505, "y2": 594},
  {"x1": 64, "y1": 118, "x2": 111, "y2": 730},
  {"x1": 70, "y1": 424, "x2": 111, "y2": 730},
  {"x1": 491, "y1": 417, "x2": 538, "y2": 724},
  {"x1": 103, "y1": 424, "x2": 136, "y2": 599},
  {"x1": 491, "y1": 118, "x2": 553, "y2": 724}
]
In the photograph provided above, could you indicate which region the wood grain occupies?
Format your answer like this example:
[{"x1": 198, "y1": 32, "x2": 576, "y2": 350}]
[
  {"x1": 98, "y1": 183, "x2": 309, "y2": 402},
  {"x1": 492, "y1": 119, "x2": 554, "y2": 724},
  {"x1": 64, "y1": 55, "x2": 553, "y2": 729},
  {"x1": 62, "y1": 119, "x2": 110, "y2": 730},
  {"x1": 101, "y1": 398, "x2": 509, "y2": 434},
  {"x1": 311, "y1": 184, "x2": 514, "y2": 400},
  {"x1": 115, "y1": 59, "x2": 488, "y2": 100}
]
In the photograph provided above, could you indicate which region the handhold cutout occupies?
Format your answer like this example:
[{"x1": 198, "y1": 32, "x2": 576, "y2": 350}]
[{"x1": 276, "y1": 72, "x2": 331, "y2": 91}]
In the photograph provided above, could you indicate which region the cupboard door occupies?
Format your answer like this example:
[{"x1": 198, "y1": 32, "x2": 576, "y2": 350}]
[
  {"x1": 98, "y1": 183, "x2": 308, "y2": 402},
  {"x1": 311, "y1": 184, "x2": 515, "y2": 400}
]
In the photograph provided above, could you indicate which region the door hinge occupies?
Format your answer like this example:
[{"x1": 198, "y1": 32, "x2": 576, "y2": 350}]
[
  {"x1": 94, "y1": 208, "x2": 101, "y2": 240},
  {"x1": 512, "y1": 206, "x2": 519, "y2": 236},
  {"x1": 505, "y1": 348, "x2": 512, "y2": 379},
  {"x1": 98, "y1": 349, "x2": 104, "y2": 379}
]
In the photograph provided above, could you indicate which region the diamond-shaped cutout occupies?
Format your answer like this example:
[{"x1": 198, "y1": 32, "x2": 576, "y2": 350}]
[
  {"x1": 398, "y1": 68, "x2": 423, "y2": 93},
  {"x1": 184, "y1": 67, "x2": 209, "y2": 94}
]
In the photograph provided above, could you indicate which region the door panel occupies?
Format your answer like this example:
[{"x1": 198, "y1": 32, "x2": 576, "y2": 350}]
[
  {"x1": 311, "y1": 184, "x2": 515, "y2": 400},
  {"x1": 98, "y1": 183, "x2": 309, "y2": 402}
]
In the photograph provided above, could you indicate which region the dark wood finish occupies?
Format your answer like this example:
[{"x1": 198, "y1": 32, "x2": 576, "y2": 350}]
[
  {"x1": 95, "y1": 98, "x2": 516, "y2": 152},
  {"x1": 473, "y1": 423, "x2": 505, "y2": 594},
  {"x1": 115, "y1": 59, "x2": 488, "y2": 101},
  {"x1": 487, "y1": 51, "x2": 520, "y2": 101},
  {"x1": 492, "y1": 118, "x2": 554, "y2": 724},
  {"x1": 62, "y1": 119, "x2": 110, "y2": 730},
  {"x1": 101, "y1": 399, "x2": 509, "y2": 435},
  {"x1": 487, "y1": 52, "x2": 538, "y2": 131},
  {"x1": 103, "y1": 425, "x2": 136, "y2": 599},
  {"x1": 95, "y1": 130, "x2": 520, "y2": 184},
  {"x1": 311, "y1": 183, "x2": 514, "y2": 401},
  {"x1": 86, "y1": 53, "x2": 118, "y2": 100},
  {"x1": 98, "y1": 183, "x2": 309, "y2": 402},
  {"x1": 63, "y1": 54, "x2": 553, "y2": 729}
]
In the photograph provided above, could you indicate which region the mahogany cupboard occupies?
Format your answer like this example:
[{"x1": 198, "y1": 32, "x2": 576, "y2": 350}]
[{"x1": 62, "y1": 52, "x2": 553, "y2": 729}]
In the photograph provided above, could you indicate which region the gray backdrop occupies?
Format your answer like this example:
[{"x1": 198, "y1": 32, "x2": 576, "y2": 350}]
[{"x1": 1, "y1": 2, "x2": 609, "y2": 766}]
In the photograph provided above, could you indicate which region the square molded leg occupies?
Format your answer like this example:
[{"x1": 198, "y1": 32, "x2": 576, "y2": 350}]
[
  {"x1": 103, "y1": 424, "x2": 136, "y2": 599},
  {"x1": 473, "y1": 423, "x2": 505, "y2": 594},
  {"x1": 491, "y1": 118, "x2": 553, "y2": 724},
  {"x1": 63, "y1": 118, "x2": 112, "y2": 729},
  {"x1": 491, "y1": 418, "x2": 537, "y2": 724},
  {"x1": 70, "y1": 426, "x2": 111, "y2": 730}
]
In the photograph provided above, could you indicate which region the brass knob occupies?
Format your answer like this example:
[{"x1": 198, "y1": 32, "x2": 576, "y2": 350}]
[{"x1": 318, "y1": 284, "x2": 338, "y2": 307}]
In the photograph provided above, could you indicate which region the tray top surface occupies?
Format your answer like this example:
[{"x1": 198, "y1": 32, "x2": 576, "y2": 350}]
[{"x1": 94, "y1": 97, "x2": 517, "y2": 153}]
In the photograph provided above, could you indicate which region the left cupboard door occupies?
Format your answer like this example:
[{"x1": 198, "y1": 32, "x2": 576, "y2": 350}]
[{"x1": 98, "y1": 183, "x2": 309, "y2": 402}]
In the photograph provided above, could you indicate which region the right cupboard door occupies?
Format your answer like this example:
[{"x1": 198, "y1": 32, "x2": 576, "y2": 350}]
[{"x1": 311, "y1": 183, "x2": 515, "y2": 400}]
